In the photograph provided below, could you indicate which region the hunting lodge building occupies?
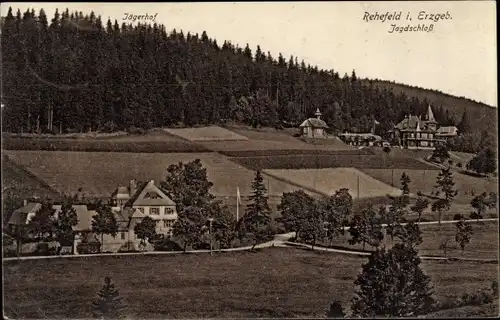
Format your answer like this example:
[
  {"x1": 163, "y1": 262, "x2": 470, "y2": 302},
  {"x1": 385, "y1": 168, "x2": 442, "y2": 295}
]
[{"x1": 391, "y1": 105, "x2": 457, "y2": 150}]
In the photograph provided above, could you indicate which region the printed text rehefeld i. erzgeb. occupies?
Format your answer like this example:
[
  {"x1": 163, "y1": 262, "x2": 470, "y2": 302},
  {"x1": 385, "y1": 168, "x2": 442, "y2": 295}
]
[{"x1": 363, "y1": 11, "x2": 452, "y2": 33}]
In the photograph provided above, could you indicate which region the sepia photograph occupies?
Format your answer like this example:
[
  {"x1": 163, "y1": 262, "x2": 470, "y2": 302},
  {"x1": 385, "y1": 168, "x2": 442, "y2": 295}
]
[{"x1": 1, "y1": 1, "x2": 498, "y2": 319}]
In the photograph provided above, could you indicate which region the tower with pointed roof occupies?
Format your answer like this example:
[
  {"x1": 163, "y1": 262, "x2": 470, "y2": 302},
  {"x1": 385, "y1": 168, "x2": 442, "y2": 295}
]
[{"x1": 425, "y1": 105, "x2": 438, "y2": 131}]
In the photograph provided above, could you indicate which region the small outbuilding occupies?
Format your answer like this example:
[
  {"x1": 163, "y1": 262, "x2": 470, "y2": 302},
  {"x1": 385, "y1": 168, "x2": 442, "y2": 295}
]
[{"x1": 299, "y1": 108, "x2": 328, "y2": 139}]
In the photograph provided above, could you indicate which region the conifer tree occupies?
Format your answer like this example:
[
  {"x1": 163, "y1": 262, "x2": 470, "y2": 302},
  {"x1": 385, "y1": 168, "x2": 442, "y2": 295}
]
[
  {"x1": 351, "y1": 244, "x2": 435, "y2": 317},
  {"x1": 91, "y1": 277, "x2": 124, "y2": 319},
  {"x1": 241, "y1": 171, "x2": 272, "y2": 250}
]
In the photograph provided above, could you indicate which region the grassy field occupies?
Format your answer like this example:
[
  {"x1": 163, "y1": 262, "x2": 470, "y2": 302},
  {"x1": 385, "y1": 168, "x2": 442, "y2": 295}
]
[
  {"x1": 3, "y1": 248, "x2": 497, "y2": 319},
  {"x1": 2, "y1": 130, "x2": 210, "y2": 153},
  {"x1": 232, "y1": 154, "x2": 438, "y2": 170},
  {"x1": 4, "y1": 151, "x2": 303, "y2": 199},
  {"x1": 361, "y1": 168, "x2": 498, "y2": 205},
  {"x1": 425, "y1": 303, "x2": 498, "y2": 318},
  {"x1": 164, "y1": 126, "x2": 249, "y2": 141},
  {"x1": 2, "y1": 155, "x2": 60, "y2": 200},
  {"x1": 264, "y1": 168, "x2": 402, "y2": 198},
  {"x1": 322, "y1": 220, "x2": 499, "y2": 260},
  {"x1": 219, "y1": 149, "x2": 372, "y2": 157},
  {"x1": 201, "y1": 126, "x2": 356, "y2": 152}
]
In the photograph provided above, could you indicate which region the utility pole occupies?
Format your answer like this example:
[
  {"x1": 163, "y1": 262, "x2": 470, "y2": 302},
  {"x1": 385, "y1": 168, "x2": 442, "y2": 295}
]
[
  {"x1": 357, "y1": 175, "x2": 360, "y2": 199},
  {"x1": 208, "y1": 218, "x2": 214, "y2": 256}
]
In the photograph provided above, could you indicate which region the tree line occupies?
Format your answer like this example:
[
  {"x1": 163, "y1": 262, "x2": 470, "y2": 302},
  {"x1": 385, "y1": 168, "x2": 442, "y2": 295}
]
[{"x1": 1, "y1": 7, "x2": 491, "y2": 152}]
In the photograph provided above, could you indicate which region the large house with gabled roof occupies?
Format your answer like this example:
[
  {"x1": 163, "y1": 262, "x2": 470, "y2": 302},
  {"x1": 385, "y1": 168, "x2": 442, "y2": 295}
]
[
  {"x1": 107, "y1": 179, "x2": 178, "y2": 250},
  {"x1": 391, "y1": 105, "x2": 454, "y2": 150}
]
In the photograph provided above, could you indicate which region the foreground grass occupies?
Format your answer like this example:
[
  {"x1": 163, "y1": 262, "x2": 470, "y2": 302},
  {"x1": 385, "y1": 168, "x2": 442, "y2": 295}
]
[{"x1": 3, "y1": 248, "x2": 498, "y2": 318}]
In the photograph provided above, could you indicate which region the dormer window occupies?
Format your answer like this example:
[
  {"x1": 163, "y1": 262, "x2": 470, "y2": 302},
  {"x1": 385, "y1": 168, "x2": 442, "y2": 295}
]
[{"x1": 144, "y1": 192, "x2": 160, "y2": 199}]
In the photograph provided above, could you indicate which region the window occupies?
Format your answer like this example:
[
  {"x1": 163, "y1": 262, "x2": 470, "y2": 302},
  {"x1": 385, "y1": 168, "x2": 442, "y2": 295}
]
[
  {"x1": 144, "y1": 192, "x2": 160, "y2": 199},
  {"x1": 121, "y1": 232, "x2": 126, "y2": 240},
  {"x1": 165, "y1": 207, "x2": 174, "y2": 215},
  {"x1": 150, "y1": 207, "x2": 160, "y2": 215},
  {"x1": 422, "y1": 133, "x2": 428, "y2": 139},
  {"x1": 163, "y1": 220, "x2": 175, "y2": 228},
  {"x1": 138, "y1": 207, "x2": 144, "y2": 213}
]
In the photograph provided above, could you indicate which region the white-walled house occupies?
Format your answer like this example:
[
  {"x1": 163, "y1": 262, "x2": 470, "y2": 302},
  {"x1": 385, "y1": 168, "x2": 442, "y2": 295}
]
[
  {"x1": 6, "y1": 179, "x2": 178, "y2": 254},
  {"x1": 101, "y1": 179, "x2": 178, "y2": 252}
]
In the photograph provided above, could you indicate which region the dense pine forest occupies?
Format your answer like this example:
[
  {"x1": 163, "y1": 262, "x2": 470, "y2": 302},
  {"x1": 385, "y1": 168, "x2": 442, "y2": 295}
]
[{"x1": 1, "y1": 8, "x2": 496, "y2": 152}]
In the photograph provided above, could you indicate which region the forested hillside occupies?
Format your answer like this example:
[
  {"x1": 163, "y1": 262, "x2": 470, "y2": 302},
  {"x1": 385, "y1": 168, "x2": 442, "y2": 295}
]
[
  {"x1": 1, "y1": 8, "x2": 496, "y2": 153},
  {"x1": 360, "y1": 79, "x2": 496, "y2": 133}
]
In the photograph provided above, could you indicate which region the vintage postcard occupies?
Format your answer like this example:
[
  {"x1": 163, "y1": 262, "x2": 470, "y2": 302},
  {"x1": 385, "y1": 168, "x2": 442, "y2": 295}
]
[{"x1": 1, "y1": 1, "x2": 498, "y2": 319}]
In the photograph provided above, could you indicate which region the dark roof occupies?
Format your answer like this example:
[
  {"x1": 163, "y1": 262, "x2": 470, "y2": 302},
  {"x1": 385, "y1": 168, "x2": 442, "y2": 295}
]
[
  {"x1": 125, "y1": 181, "x2": 175, "y2": 207},
  {"x1": 114, "y1": 208, "x2": 135, "y2": 231},
  {"x1": 394, "y1": 116, "x2": 435, "y2": 132},
  {"x1": 124, "y1": 181, "x2": 149, "y2": 207},
  {"x1": 299, "y1": 118, "x2": 329, "y2": 129},
  {"x1": 7, "y1": 203, "x2": 42, "y2": 225}
]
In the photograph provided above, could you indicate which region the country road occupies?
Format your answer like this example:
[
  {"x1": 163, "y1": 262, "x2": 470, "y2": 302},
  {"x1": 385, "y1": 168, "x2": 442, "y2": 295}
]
[{"x1": 3, "y1": 218, "x2": 498, "y2": 262}]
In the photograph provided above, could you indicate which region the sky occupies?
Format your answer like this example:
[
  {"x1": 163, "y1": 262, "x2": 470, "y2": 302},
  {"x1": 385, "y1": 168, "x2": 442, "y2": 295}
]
[{"x1": 2, "y1": 1, "x2": 497, "y2": 106}]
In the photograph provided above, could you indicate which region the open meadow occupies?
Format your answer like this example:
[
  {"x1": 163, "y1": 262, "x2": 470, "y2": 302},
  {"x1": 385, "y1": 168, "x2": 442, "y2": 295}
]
[
  {"x1": 164, "y1": 126, "x2": 249, "y2": 141},
  {"x1": 4, "y1": 151, "x2": 304, "y2": 200},
  {"x1": 232, "y1": 154, "x2": 437, "y2": 171},
  {"x1": 263, "y1": 168, "x2": 403, "y2": 198},
  {"x1": 3, "y1": 248, "x2": 497, "y2": 319},
  {"x1": 361, "y1": 168, "x2": 498, "y2": 205},
  {"x1": 200, "y1": 125, "x2": 356, "y2": 152},
  {"x1": 2, "y1": 156, "x2": 60, "y2": 201},
  {"x1": 2, "y1": 131, "x2": 210, "y2": 153}
]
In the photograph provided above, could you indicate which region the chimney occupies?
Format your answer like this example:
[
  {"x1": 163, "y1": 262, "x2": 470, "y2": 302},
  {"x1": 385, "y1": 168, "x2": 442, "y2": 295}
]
[
  {"x1": 23, "y1": 199, "x2": 28, "y2": 207},
  {"x1": 129, "y1": 179, "x2": 137, "y2": 196},
  {"x1": 150, "y1": 179, "x2": 155, "y2": 185}
]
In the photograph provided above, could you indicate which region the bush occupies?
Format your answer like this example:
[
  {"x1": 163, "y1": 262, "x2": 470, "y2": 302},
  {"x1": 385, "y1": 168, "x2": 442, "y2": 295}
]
[
  {"x1": 2, "y1": 248, "x2": 17, "y2": 258},
  {"x1": 326, "y1": 300, "x2": 345, "y2": 318},
  {"x1": 453, "y1": 214, "x2": 464, "y2": 220},
  {"x1": 100, "y1": 121, "x2": 116, "y2": 133},
  {"x1": 34, "y1": 243, "x2": 58, "y2": 256},
  {"x1": 118, "y1": 241, "x2": 137, "y2": 253},
  {"x1": 153, "y1": 238, "x2": 183, "y2": 251},
  {"x1": 77, "y1": 240, "x2": 101, "y2": 254},
  {"x1": 469, "y1": 212, "x2": 483, "y2": 220},
  {"x1": 126, "y1": 126, "x2": 145, "y2": 135}
]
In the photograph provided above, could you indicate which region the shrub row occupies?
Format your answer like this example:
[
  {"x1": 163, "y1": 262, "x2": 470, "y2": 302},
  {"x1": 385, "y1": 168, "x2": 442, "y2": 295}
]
[
  {"x1": 231, "y1": 155, "x2": 439, "y2": 170},
  {"x1": 219, "y1": 149, "x2": 373, "y2": 158},
  {"x1": 3, "y1": 137, "x2": 211, "y2": 153}
]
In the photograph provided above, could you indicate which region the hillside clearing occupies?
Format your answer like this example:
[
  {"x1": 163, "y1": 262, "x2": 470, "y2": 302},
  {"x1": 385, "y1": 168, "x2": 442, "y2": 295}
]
[
  {"x1": 3, "y1": 248, "x2": 497, "y2": 319},
  {"x1": 2, "y1": 136, "x2": 210, "y2": 153},
  {"x1": 201, "y1": 126, "x2": 356, "y2": 152},
  {"x1": 232, "y1": 154, "x2": 437, "y2": 170},
  {"x1": 4, "y1": 151, "x2": 303, "y2": 200},
  {"x1": 263, "y1": 168, "x2": 402, "y2": 198},
  {"x1": 164, "y1": 126, "x2": 249, "y2": 141}
]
